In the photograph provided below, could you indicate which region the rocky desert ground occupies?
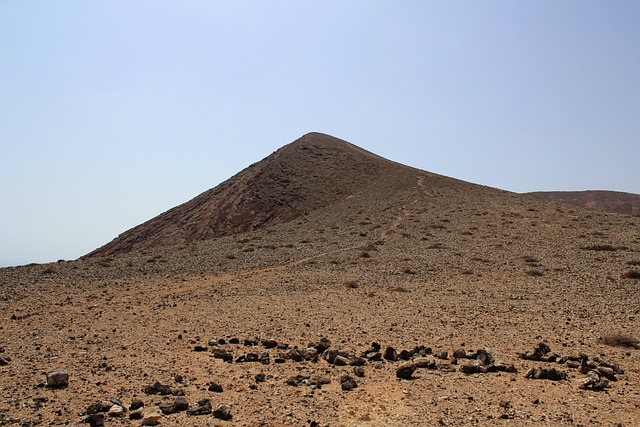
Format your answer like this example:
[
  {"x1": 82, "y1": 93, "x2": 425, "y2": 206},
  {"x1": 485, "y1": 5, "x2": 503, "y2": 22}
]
[{"x1": 1, "y1": 133, "x2": 639, "y2": 426}]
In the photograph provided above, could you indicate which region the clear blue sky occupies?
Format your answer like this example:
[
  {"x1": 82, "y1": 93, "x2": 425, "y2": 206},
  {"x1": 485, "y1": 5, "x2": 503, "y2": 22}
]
[{"x1": 1, "y1": 1, "x2": 639, "y2": 267}]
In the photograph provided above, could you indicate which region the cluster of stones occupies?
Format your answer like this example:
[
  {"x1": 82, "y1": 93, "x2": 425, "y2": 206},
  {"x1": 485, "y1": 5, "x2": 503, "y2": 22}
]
[
  {"x1": 196, "y1": 337, "x2": 518, "y2": 387},
  {"x1": 81, "y1": 393, "x2": 231, "y2": 426},
  {"x1": 519, "y1": 342, "x2": 624, "y2": 390}
]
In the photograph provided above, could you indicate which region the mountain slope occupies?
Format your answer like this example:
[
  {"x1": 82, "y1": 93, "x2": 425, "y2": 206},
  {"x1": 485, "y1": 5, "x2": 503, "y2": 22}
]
[{"x1": 86, "y1": 132, "x2": 418, "y2": 257}]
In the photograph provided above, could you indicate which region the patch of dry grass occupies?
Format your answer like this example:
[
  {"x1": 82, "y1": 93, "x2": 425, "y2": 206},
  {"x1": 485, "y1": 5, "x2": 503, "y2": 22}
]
[{"x1": 602, "y1": 334, "x2": 639, "y2": 348}]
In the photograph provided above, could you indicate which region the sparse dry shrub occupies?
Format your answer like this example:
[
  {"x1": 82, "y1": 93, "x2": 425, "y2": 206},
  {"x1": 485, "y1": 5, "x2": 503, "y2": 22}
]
[
  {"x1": 527, "y1": 270, "x2": 544, "y2": 277},
  {"x1": 362, "y1": 243, "x2": 378, "y2": 251},
  {"x1": 621, "y1": 270, "x2": 640, "y2": 280},
  {"x1": 583, "y1": 244, "x2": 628, "y2": 251},
  {"x1": 427, "y1": 243, "x2": 446, "y2": 249},
  {"x1": 345, "y1": 281, "x2": 359, "y2": 289},
  {"x1": 390, "y1": 286, "x2": 410, "y2": 293},
  {"x1": 602, "y1": 334, "x2": 639, "y2": 348}
]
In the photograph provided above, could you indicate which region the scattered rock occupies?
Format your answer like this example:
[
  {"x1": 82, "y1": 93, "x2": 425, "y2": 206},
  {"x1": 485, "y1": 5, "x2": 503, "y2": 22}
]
[
  {"x1": 85, "y1": 402, "x2": 102, "y2": 415},
  {"x1": 578, "y1": 370, "x2": 610, "y2": 391},
  {"x1": 384, "y1": 346, "x2": 399, "y2": 361},
  {"x1": 302, "y1": 347, "x2": 319, "y2": 361},
  {"x1": 211, "y1": 348, "x2": 233, "y2": 363},
  {"x1": 524, "y1": 367, "x2": 567, "y2": 381},
  {"x1": 159, "y1": 401, "x2": 176, "y2": 414},
  {"x1": 399, "y1": 349, "x2": 413, "y2": 360},
  {"x1": 596, "y1": 366, "x2": 616, "y2": 381},
  {"x1": 107, "y1": 405, "x2": 124, "y2": 417},
  {"x1": 287, "y1": 349, "x2": 304, "y2": 362},
  {"x1": 396, "y1": 362, "x2": 417, "y2": 380},
  {"x1": 83, "y1": 414, "x2": 104, "y2": 427},
  {"x1": 213, "y1": 403, "x2": 232, "y2": 420},
  {"x1": 435, "y1": 350, "x2": 448, "y2": 360},
  {"x1": 174, "y1": 396, "x2": 189, "y2": 411},
  {"x1": 460, "y1": 359, "x2": 483, "y2": 374},
  {"x1": 141, "y1": 411, "x2": 162, "y2": 426},
  {"x1": 305, "y1": 375, "x2": 330, "y2": 389},
  {"x1": 193, "y1": 345, "x2": 207, "y2": 352},
  {"x1": 244, "y1": 337, "x2": 261, "y2": 346},
  {"x1": 144, "y1": 381, "x2": 172, "y2": 395},
  {"x1": 129, "y1": 407, "x2": 144, "y2": 420},
  {"x1": 452, "y1": 348, "x2": 467, "y2": 359},
  {"x1": 129, "y1": 398, "x2": 144, "y2": 410},
  {"x1": 208, "y1": 381, "x2": 223, "y2": 392},
  {"x1": 187, "y1": 398, "x2": 212, "y2": 416},
  {"x1": 310, "y1": 337, "x2": 332, "y2": 354},
  {"x1": 519, "y1": 342, "x2": 555, "y2": 361},
  {"x1": 566, "y1": 359, "x2": 581, "y2": 369},
  {"x1": 340, "y1": 375, "x2": 357, "y2": 391},
  {"x1": 286, "y1": 375, "x2": 308, "y2": 386},
  {"x1": 414, "y1": 356, "x2": 437, "y2": 369},
  {"x1": 334, "y1": 355, "x2": 350, "y2": 366},
  {"x1": 255, "y1": 373, "x2": 266, "y2": 383},
  {"x1": 353, "y1": 366, "x2": 365, "y2": 377},
  {"x1": 262, "y1": 339, "x2": 278, "y2": 349},
  {"x1": 46, "y1": 370, "x2": 69, "y2": 388}
]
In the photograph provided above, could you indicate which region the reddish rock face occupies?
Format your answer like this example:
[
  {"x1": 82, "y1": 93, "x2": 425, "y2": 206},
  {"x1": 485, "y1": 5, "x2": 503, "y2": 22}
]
[{"x1": 85, "y1": 132, "x2": 416, "y2": 258}]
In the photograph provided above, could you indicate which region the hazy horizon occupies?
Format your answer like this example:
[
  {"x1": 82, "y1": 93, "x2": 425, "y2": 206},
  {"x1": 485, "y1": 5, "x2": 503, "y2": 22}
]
[{"x1": 1, "y1": 1, "x2": 639, "y2": 267}]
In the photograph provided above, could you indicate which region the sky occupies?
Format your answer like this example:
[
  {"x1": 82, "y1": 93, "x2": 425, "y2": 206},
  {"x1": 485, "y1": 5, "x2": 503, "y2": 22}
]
[{"x1": 1, "y1": 1, "x2": 639, "y2": 267}]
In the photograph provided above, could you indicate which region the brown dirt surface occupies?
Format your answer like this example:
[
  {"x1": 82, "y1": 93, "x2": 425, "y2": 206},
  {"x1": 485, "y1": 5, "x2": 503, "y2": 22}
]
[
  {"x1": 528, "y1": 190, "x2": 640, "y2": 216},
  {"x1": 1, "y1": 133, "x2": 640, "y2": 426}
]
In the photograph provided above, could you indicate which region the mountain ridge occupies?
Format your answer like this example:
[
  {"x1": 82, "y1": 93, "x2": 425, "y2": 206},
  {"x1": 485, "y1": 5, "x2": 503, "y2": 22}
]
[{"x1": 527, "y1": 190, "x2": 640, "y2": 215}]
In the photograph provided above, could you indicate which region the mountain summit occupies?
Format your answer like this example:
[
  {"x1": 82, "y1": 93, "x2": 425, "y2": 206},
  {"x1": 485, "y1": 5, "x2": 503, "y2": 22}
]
[{"x1": 86, "y1": 132, "x2": 417, "y2": 257}]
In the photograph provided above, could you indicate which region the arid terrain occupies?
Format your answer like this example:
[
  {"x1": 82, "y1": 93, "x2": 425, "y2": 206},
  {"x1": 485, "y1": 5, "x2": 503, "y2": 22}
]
[{"x1": 1, "y1": 133, "x2": 639, "y2": 426}]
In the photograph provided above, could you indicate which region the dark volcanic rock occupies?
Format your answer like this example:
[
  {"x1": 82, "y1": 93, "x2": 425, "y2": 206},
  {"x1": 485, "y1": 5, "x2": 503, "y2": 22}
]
[
  {"x1": 213, "y1": 403, "x2": 232, "y2": 420},
  {"x1": 46, "y1": 370, "x2": 69, "y2": 388},
  {"x1": 384, "y1": 346, "x2": 399, "y2": 361},
  {"x1": 208, "y1": 381, "x2": 223, "y2": 392},
  {"x1": 83, "y1": 414, "x2": 104, "y2": 427},
  {"x1": 340, "y1": 375, "x2": 358, "y2": 391},
  {"x1": 187, "y1": 399, "x2": 212, "y2": 416},
  {"x1": 129, "y1": 399, "x2": 144, "y2": 411},
  {"x1": 174, "y1": 396, "x2": 189, "y2": 411},
  {"x1": 525, "y1": 367, "x2": 567, "y2": 381},
  {"x1": 396, "y1": 362, "x2": 417, "y2": 379},
  {"x1": 144, "y1": 382, "x2": 172, "y2": 395}
]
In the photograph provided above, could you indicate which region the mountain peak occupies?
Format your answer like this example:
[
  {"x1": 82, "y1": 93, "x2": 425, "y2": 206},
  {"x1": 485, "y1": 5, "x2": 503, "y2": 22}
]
[{"x1": 85, "y1": 133, "x2": 414, "y2": 257}]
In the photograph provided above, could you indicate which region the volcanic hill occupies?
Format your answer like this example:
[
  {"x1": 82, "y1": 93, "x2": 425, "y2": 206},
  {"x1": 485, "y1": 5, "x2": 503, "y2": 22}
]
[
  {"x1": 86, "y1": 132, "x2": 421, "y2": 257},
  {"x1": 1, "y1": 132, "x2": 639, "y2": 426}
]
